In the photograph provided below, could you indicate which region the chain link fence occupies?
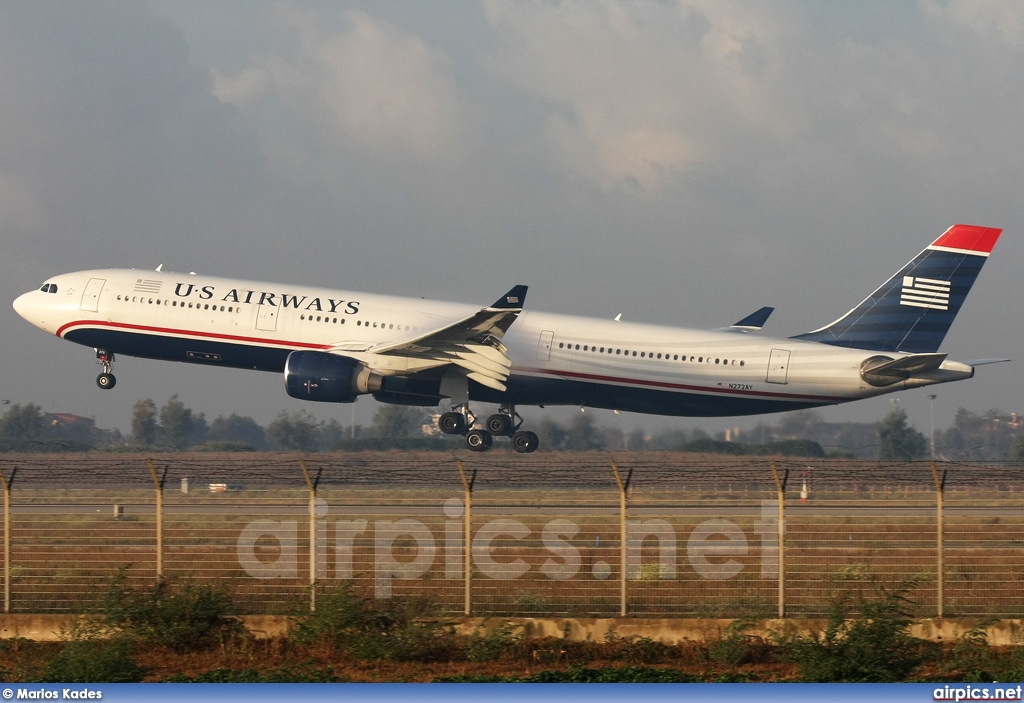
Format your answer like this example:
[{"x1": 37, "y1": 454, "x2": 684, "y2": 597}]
[{"x1": 1, "y1": 453, "x2": 1022, "y2": 618}]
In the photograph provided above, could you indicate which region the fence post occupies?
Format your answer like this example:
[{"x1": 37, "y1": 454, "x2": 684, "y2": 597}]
[
  {"x1": 931, "y1": 461, "x2": 946, "y2": 618},
  {"x1": 1, "y1": 465, "x2": 13, "y2": 613},
  {"x1": 146, "y1": 459, "x2": 166, "y2": 582},
  {"x1": 611, "y1": 461, "x2": 632, "y2": 617},
  {"x1": 300, "y1": 459, "x2": 322, "y2": 612},
  {"x1": 770, "y1": 460, "x2": 788, "y2": 618},
  {"x1": 456, "y1": 461, "x2": 475, "y2": 616}
]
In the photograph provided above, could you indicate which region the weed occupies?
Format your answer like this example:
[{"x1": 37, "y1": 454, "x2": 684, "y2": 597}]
[
  {"x1": 774, "y1": 579, "x2": 926, "y2": 681},
  {"x1": 434, "y1": 665, "x2": 702, "y2": 683},
  {"x1": 291, "y1": 583, "x2": 456, "y2": 662},
  {"x1": 102, "y1": 572, "x2": 241, "y2": 651},
  {"x1": 704, "y1": 618, "x2": 772, "y2": 667},
  {"x1": 601, "y1": 632, "x2": 678, "y2": 664},
  {"x1": 161, "y1": 663, "x2": 345, "y2": 682},
  {"x1": 39, "y1": 619, "x2": 145, "y2": 683},
  {"x1": 465, "y1": 621, "x2": 522, "y2": 662}
]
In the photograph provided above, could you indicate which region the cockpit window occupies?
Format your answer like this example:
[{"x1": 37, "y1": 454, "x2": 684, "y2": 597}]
[{"x1": 42, "y1": 283, "x2": 58, "y2": 293}]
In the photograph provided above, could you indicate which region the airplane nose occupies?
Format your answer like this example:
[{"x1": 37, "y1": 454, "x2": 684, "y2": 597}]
[{"x1": 13, "y1": 291, "x2": 32, "y2": 319}]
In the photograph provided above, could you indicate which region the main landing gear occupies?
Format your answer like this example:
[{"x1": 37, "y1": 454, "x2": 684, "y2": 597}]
[
  {"x1": 438, "y1": 404, "x2": 539, "y2": 453},
  {"x1": 95, "y1": 349, "x2": 116, "y2": 390}
]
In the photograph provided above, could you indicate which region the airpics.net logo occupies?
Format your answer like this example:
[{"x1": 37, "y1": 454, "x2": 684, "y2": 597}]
[
  {"x1": 235, "y1": 499, "x2": 785, "y2": 599},
  {"x1": 901, "y1": 275, "x2": 950, "y2": 310}
]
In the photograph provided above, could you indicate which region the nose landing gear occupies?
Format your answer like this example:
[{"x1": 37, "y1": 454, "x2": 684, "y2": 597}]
[
  {"x1": 95, "y1": 350, "x2": 116, "y2": 390},
  {"x1": 437, "y1": 403, "x2": 539, "y2": 453}
]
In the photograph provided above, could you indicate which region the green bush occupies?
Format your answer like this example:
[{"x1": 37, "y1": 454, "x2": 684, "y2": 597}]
[
  {"x1": 103, "y1": 573, "x2": 241, "y2": 651},
  {"x1": 39, "y1": 620, "x2": 145, "y2": 683},
  {"x1": 162, "y1": 663, "x2": 345, "y2": 682},
  {"x1": 466, "y1": 621, "x2": 522, "y2": 662},
  {"x1": 704, "y1": 618, "x2": 772, "y2": 667},
  {"x1": 292, "y1": 584, "x2": 456, "y2": 662},
  {"x1": 435, "y1": 665, "x2": 702, "y2": 683},
  {"x1": 775, "y1": 580, "x2": 925, "y2": 681}
]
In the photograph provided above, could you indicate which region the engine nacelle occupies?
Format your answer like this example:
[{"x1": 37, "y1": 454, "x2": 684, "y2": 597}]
[{"x1": 284, "y1": 351, "x2": 383, "y2": 403}]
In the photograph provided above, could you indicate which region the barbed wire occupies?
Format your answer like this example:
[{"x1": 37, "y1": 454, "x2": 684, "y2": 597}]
[{"x1": 0, "y1": 451, "x2": 1021, "y2": 491}]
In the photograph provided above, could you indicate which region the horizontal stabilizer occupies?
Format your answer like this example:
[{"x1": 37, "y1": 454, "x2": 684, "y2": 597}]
[
  {"x1": 860, "y1": 353, "x2": 947, "y2": 387},
  {"x1": 723, "y1": 307, "x2": 774, "y2": 332},
  {"x1": 964, "y1": 358, "x2": 1011, "y2": 366}
]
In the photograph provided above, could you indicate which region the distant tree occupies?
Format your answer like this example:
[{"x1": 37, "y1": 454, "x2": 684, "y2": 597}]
[
  {"x1": 624, "y1": 428, "x2": 647, "y2": 451},
  {"x1": 535, "y1": 416, "x2": 566, "y2": 450},
  {"x1": 131, "y1": 399, "x2": 158, "y2": 447},
  {"x1": 0, "y1": 403, "x2": 44, "y2": 441},
  {"x1": 1013, "y1": 430, "x2": 1024, "y2": 463},
  {"x1": 370, "y1": 405, "x2": 426, "y2": 439},
  {"x1": 266, "y1": 410, "x2": 321, "y2": 452},
  {"x1": 566, "y1": 413, "x2": 602, "y2": 450},
  {"x1": 159, "y1": 395, "x2": 195, "y2": 451},
  {"x1": 599, "y1": 426, "x2": 625, "y2": 451},
  {"x1": 207, "y1": 414, "x2": 267, "y2": 450},
  {"x1": 778, "y1": 410, "x2": 823, "y2": 441},
  {"x1": 878, "y1": 408, "x2": 927, "y2": 461}
]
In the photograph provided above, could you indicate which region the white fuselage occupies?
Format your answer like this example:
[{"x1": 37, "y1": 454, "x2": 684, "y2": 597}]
[{"x1": 13, "y1": 269, "x2": 973, "y2": 417}]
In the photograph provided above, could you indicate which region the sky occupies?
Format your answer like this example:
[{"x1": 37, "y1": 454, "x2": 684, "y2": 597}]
[{"x1": 1, "y1": 0, "x2": 1021, "y2": 438}]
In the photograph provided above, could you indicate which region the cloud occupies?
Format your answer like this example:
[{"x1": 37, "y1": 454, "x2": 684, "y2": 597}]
[
  {"x1": 213, "y1": 7, "x2": 470, "y2": 160},
  {"x1": 921, "y1": 0, "x2": 1024, "y2": 51},
  {"x1": 482, "y1": 0, "x2": 804, "y2": 194}
]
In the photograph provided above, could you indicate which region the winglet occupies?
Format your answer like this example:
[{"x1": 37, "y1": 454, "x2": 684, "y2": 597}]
[
  {"x1": 490, "y1": 285, "x2": 528, "y2": 310},
  {"x1": 730, "y1": 306, "x2": 774, "y2": 331}
]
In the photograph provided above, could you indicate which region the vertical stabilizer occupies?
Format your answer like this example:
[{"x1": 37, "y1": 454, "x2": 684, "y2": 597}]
[{"x1": 792, "y1": 224, "x2": 1001, "y2": 353}]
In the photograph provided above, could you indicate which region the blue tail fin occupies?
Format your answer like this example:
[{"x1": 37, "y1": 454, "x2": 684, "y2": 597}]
[{"x1": 792, "y1": 224, "x2": 1001, "y2": 353}]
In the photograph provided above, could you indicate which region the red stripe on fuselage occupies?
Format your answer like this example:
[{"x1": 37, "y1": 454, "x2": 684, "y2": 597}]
[
  {"x1": 56, "y1": 319, "x2": 330, "y2": 351},
  {"x1": 516, "y1": 367, "x2": 844, "y2": 403},
  {"x1": 58, "y1": 320, "x2": 844, "y2": 404}
]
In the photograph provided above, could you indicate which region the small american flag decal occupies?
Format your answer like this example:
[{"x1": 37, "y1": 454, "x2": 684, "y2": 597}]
[
  {"x1": 134, "y1": 279, "x2": 162, "y2": 294},
  {"x1": 507, "y1": 296, "x2": 519, "y2": 304},
  {"x1": 900, "y1": 276, "x2": 950, "y2": 310}
]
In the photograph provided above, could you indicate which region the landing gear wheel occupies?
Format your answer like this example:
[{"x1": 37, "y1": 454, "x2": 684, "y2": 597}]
[
  {"x1": 96, "y1": 372, "x2": 116, "y2": 390},
  {"x1": 465, "y1": 429, "x2": 493, "y2": 452},
  {"x1": 485, "y1": 413, "x2": 513, "y2": 437},
  {"x1": 439, "y1": 412, "x2": 467, "y2": 435},
  {"x1": 511, "y1": 430, "x2": 539, "y2": 453}
]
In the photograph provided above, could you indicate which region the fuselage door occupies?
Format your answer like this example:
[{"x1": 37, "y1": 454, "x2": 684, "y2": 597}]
[
  {"x1": 80, "y1": 278, "x2": 105, "y2": 312},
  {"x1": 538, "y1": 330, "x2": 554, "y2": 360},
  {"x1": 766, "y1": 348, "x2": 791, "y2": 384},
  {"x1": 256, "y1": 304, "x2": 278, "y2": 332}
]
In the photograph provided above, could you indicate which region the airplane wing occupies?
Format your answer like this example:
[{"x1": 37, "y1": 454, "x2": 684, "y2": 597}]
[
  {"x1": 340, "y1": 285, "x2": 528, "y2": 392},
  {"x1": 720, "y1": 307, "x2": 774, "y2": 333}
]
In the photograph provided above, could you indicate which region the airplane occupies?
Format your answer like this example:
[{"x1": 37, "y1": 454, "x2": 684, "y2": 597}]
[{"x1": 12, "y1": 224, "x2": 1003, "y2": 453}]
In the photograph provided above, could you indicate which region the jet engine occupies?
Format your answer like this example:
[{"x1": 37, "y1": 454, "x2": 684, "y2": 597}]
[{"x1": 284, "y1": 351, "x2": 383, "y2": 403}]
